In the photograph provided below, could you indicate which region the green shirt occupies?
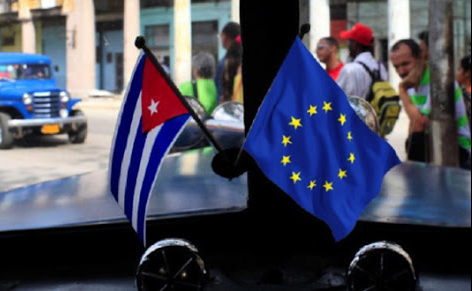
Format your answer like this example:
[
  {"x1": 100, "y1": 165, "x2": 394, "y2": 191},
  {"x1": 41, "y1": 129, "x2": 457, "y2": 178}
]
[
  {"x1": 179, "y1": 79, "x2": 217, "y2": 114},
  {"x1": 408, "y1": 66, "x2": 471, "y2": 152}
]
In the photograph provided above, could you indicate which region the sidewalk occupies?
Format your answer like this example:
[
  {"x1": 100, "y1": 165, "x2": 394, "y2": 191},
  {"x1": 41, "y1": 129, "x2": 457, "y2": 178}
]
[
  {"x1": 77, "y1": 95, "x2": 123, "y2": 111},
  {"x1": 385, "y1": 110, "x2": 409, "y2": 162}
]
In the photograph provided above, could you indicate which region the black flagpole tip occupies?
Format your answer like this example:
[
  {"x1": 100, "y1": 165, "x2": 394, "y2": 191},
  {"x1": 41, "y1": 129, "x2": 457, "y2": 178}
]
[
  {"x1": 299, "y1": 23, "x2": 311, "y2": 40},
  {"x1": 135, "y1": 36, "x2": 146, "y2": 49}
]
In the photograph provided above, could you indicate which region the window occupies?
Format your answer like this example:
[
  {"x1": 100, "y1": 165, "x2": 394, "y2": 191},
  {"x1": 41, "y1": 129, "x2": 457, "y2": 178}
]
[
  {"x1": 145, "y1": 24, "x2": 170, "y2": 50},
  {"x1": 145, "y1": 24, "x2": 171, "y2": 66},
  {"x1": 141, "y1": 0, "x2": 172, "y2": 9},
  {"x1": 192, "y1": 21, "x2": 218, "y2": 61},
  {"x1": 1, "y1": 35, "x2": 15, "y2": 46},
  {"x1": 0, "y1": 0, "x2": 15, "y2": 14}
]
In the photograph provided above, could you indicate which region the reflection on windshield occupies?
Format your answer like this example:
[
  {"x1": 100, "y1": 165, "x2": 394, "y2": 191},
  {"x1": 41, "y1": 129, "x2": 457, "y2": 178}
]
[{"x1": 0, "y1": 64, "x2": 51, "y2": 80}]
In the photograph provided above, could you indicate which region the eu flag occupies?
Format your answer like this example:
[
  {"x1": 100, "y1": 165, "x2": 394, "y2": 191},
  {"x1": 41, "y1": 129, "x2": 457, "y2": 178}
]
[
  {"x1": 109, "y1": 54, "x2": 190, "y2": 244},
  {"x1": 243, "y1": 38, "x2": 401, "y2": 242}
]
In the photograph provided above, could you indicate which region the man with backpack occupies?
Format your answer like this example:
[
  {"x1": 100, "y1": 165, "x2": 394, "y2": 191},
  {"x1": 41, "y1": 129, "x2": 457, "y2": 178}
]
[
  {"x1": 337, "y1": 23, "x2": 388, "y2": 99},
  {"x1": 337, "y1": 23, "x2": 401, "y2": 137}
]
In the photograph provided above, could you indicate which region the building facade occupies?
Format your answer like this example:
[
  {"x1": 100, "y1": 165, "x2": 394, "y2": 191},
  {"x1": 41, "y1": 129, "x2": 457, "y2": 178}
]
[{"x1": 1, "y1": 0, "x2": 470, "y2": 98}]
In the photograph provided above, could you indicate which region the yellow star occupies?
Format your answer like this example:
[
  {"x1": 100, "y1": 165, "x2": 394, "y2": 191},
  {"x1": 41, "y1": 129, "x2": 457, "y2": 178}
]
[
  {"x1": 307, "y1": 180, "x2": 317, "y2": 190},
  {"x1": 289, "y1": 117, "x2": 303, "y2": 130},
  {"x1": 281, "y1": 156, "x2": 291, "y2": 166},
  {"x1": 307, "y1": 105, "x2": 318, "y2": 116},
  {"x1": 323, "y1": 181, "x2": 334, "y2": 192},
  {"x1": 338, "y1": 114, "x2": 347, "y2": 126},
  {"x1": 323, "y1": 101, "x2": 333, "y2": 113},
  {"x1": 338, "y1": 169, "x2": 347, "y2": 179},
  {"x1": 282, "y1": 135, "x2": 292, "y2": 147},
  {"x1": 348, "y1": 153, "x2": 356, "y2": 164},
  {"x1": 290, "y1": 172, "x2": 302, "y2": 184},
  {"x1": 348, "y1": 131, "x2": 353, "y2": 141}
]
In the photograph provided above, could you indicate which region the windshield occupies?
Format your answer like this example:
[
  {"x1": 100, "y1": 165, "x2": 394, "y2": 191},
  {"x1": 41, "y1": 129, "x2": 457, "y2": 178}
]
[
  {"x1": 0, "y1": 64, "x2": 52, "y2": 80},
  {"x1": 0, "y1": 1, "x2": 471, "y2": 288}
]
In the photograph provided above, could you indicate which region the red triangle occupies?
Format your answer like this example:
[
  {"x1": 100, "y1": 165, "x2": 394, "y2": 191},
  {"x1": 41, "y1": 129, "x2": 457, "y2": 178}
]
[{"x1": 141, "y1": 57, "x2": 188, "y2": 133}]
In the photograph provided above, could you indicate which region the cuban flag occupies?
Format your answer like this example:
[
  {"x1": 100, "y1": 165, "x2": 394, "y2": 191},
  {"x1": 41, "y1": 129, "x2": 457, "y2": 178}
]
[{"x1": 109, "y1": 54, "x2": 190, "y2": 244}]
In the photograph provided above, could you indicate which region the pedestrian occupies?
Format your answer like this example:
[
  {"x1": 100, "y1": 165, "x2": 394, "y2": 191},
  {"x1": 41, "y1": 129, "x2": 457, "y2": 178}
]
[
  {"x1": 221, "y1": 35, "x2": 243, "y2": 104},
  {"x1": 337, "y1": 23, "x2": 388, "y2": 99},
  {"x1": 315, "y1": 37, "x2": 344, "y2": 81},
  {"x1": 158, "y1": 56, "x2": 171, "y2": 77},
  {"x1": 215, "y1": 22, "x2": 241, "y2": 103},
  {"x1": 456, "y1": 54, "x2": 471, "y2": 131},
  {"x1": 179, "y1": 52, "x2": 218, "y2": 115},
  {"x1": 390, "y1": 39, "x2": 471, "y2": 169}
]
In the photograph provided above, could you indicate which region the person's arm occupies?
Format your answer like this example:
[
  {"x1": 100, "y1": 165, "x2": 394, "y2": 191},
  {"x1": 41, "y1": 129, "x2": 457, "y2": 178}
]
[
  {"x1": 400, "y1": 61, "x2": 430, "y2": 132},
  {"x1": 398, "y1": 84, "x2": 427, "y2": 132}
]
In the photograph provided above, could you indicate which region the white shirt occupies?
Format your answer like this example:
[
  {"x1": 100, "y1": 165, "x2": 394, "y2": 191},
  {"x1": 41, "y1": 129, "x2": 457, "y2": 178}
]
[{"x1": 337, "y1": 52, "x2": 388, "y2": 99}]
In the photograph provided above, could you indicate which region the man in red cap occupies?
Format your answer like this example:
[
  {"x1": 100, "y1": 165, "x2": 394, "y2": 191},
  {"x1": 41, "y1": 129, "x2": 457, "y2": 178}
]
[{"x1": 337, "y1": 23, "x2": 388, "y2": 99}]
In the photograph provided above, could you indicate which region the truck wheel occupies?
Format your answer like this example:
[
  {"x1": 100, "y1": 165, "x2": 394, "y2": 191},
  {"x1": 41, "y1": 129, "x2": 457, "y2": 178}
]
[
  {"x1": 0, "y1": 112, "x2": 13, "y2": 149},
  {"x1": 68, "y1": 110, "x2": 87, "y2": 144}
]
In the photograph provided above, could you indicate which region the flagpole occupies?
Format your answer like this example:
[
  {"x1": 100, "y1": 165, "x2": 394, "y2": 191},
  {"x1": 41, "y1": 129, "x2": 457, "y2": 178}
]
[{"x1": 135, "y1": 36, "x2": 226, "y2": 154}]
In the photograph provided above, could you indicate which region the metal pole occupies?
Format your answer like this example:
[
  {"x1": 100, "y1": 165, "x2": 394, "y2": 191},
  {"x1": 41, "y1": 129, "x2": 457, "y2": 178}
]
[{"x1": 428, "y1": 0, "x2": 459, "y2": 167}]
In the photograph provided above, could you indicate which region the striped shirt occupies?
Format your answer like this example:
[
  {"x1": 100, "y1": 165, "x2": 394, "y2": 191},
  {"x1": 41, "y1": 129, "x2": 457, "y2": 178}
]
[{"x1": 407, "y1": 66, "x2": 471, "y2": 152}]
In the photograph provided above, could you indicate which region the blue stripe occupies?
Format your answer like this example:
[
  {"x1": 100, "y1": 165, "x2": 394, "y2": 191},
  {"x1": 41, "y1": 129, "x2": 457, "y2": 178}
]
[
  {"x1": 110, "y1": 55, "x2": 146, "y2": 200},
  {"x1": 124, "y1": 118, "x2": 148, "y2": 221},
  {"x1": 136, "y1": 115, "x2": 190, "y2": 242}
]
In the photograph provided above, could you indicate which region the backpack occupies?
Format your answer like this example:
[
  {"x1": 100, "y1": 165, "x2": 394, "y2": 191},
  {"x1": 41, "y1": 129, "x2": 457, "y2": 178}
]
[{"x1": 358, "y1": 62, "x2": 402, "y2": 137}]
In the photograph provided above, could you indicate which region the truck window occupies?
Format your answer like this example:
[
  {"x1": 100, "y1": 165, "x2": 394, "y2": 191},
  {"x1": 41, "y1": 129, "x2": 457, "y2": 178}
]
[
  {"x1": 18, "y1": 64, "x2": 52, "y2": 80},
  {"x1": 0, "y1": 65, "x2": 15, "y2": 80},
  {"x1": 0, "y1": 64, "x2": 51, "y2": 80}
]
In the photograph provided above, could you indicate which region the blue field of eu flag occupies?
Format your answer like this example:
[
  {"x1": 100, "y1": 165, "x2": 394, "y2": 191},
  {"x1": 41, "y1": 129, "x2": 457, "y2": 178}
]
[{"x1": 243, "y1": 38, "x2": 401, "y2": 242}]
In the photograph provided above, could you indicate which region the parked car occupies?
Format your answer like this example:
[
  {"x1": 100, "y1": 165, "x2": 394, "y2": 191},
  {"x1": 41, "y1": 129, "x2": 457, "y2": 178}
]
[{"x1": 0, "y1": 53, "x2": 87, "y2": 149}]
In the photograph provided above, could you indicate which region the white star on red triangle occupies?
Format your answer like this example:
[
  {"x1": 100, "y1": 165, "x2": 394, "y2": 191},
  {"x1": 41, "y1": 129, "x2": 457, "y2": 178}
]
[{"x1": 148, "y1": 99, "x2": 159, "y2": 116}]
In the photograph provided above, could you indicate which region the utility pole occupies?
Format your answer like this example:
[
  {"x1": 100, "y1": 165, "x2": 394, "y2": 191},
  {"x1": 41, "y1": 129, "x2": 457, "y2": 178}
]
[{"x1": 428, "y1": 0, "x2": 460, "y2": 167}]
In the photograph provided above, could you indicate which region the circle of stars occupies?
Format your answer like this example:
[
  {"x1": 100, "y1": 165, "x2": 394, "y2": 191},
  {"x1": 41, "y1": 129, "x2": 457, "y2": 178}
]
[{"x1": 280, "y1": 99, "x2": 357, "y2": 194}]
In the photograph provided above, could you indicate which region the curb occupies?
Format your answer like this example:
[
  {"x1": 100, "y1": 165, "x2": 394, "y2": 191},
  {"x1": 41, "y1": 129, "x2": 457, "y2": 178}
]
[{"x1": 76, "y1": 97, "x2": 123, "y2": 110}]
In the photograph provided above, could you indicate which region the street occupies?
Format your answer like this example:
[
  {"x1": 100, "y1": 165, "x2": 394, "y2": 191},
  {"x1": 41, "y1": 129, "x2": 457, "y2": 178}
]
[{"x1": 0, "y1": 103, "x2": 120, "y2": 193}]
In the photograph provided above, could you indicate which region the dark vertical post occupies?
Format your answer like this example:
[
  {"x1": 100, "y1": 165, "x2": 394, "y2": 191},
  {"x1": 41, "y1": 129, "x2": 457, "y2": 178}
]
[
  {"x1": 428, "y1": 0, "x2": 460, "y2": 167},
  {"x1": 241, "y1": 0, "x2": 329, "y2": 250},
  {"x1": 240, "y1": 0, "x2": 299, "y2": 219}
]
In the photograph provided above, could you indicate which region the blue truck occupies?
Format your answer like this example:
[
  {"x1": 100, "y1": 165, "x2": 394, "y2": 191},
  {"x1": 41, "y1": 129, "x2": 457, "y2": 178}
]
[{"x1": 0, "y1": 53, "x2": 87, "y2": 149}]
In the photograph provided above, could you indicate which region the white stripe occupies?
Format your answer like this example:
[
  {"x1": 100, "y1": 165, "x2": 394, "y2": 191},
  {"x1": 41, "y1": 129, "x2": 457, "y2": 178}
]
[
  {"x1": 139, "y1": 117, "x2": 190, "y2": 244},
  {"x1": 131, "y1": 124, "x2": 163, "y2": 230},
  {"x1": 108, "y1": 53, "x2": 144, "y2": 186},
  {"x1": 118, "y1": 93, "x2": 143, "y2": 207}
]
